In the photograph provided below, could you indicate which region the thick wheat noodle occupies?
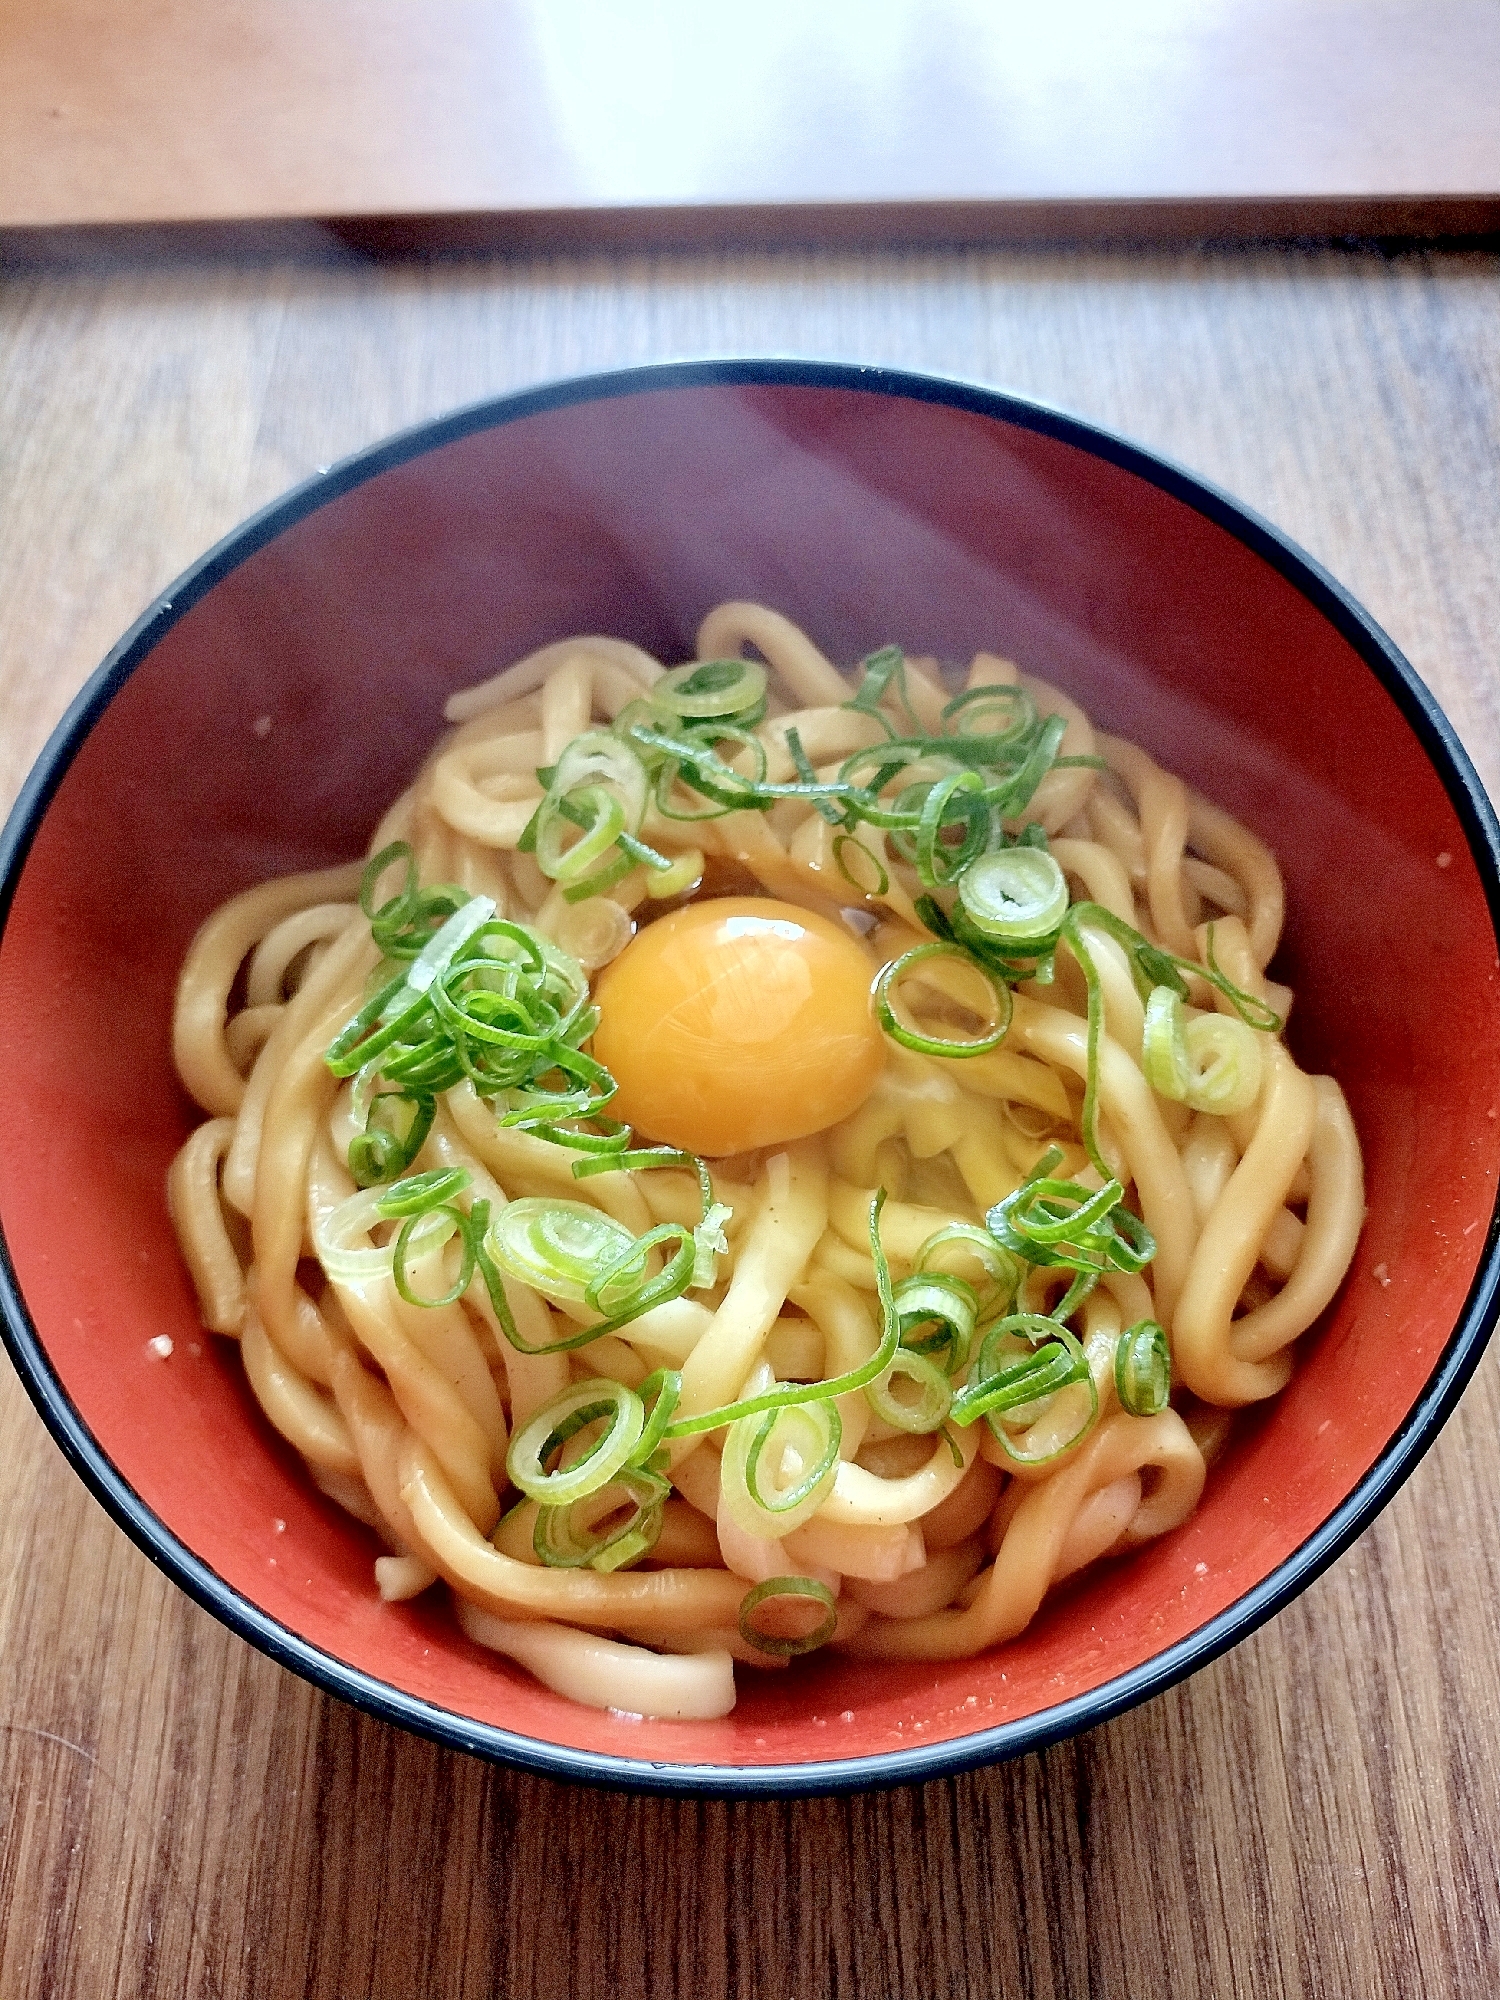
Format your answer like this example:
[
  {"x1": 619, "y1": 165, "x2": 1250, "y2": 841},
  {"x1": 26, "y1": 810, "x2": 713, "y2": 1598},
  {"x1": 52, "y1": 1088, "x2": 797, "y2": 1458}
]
[
  {"x1": 1187, "y1": 788, "x2": 1284, "y2": 968},
  {"x1": 1212, "y1": 1076, "x2": 1364, "y2": 1366},
  {"x1": 241, "y1": 1306, "x2": 360, "y2": 1475},
  {"x1": 249, "y1": 959, "x2": 374, "y2": 1363},
  {"x1": 786, "y1": 1270, "x2": 879, "y2": 1460},
  {"x1": 456, "y1": 1603, "x2": 736, "y2": 1720},
  {"x1": 165, "y1": 1117, "x2": 245, "y2": 1334},
  {"x1": 402, "y1": 1437, "x2": 755, "y2": 1632},
  {"x1": 221, "y1": 916, "x2": 374, "y2": 1215},
  {"x1": 1007, "y1": 994, "x2": 1199, "y2": 1323},
  {"x1": 246, "y1": 902, "x2": 359, "y2": 1008},
  {"x1": 430, "y1": 738, "x2": 545, "y2": 848},
  {"x1": 1051, "y1": 837, "x2": 1137, "y2": 925},
  {"x1": 844, "y1": 1409, "x2": 1205, "y2": 1660},
  {"x1": 443, "y1": 636, "x2": 663, "y2": 724},
  {"x1": 173, "y1": 862, "x2": 364, "y2": 1116},
  {"x1": 1102, "y1": 735, "x2": 1198, "y2": 958},
  {"x1": 223, "y1": 1003, "x2": 281, "y2": 1074},
  {"x1": 696, "y1": 602, "x2": 850, "y2": 707},
  {"x1": 819, "y1": 1420, "x2": 982, "y2": 1527},
  {"x1": 672, "y1": 1141, "x2": 829, "y2": 1454},
  {"x1": 1022, "y1": 676, "x2": 1098, "y2": 834},
  {"x1": 167, "y1": 604, "x2": 1364, "y2": 1721},
  {"x1": 1087, "y1": 784, "x2": 1148, "y2": 887},
  {"x1": 1172, "y1": 1042, "x2": 1320, "y2": 1404}
]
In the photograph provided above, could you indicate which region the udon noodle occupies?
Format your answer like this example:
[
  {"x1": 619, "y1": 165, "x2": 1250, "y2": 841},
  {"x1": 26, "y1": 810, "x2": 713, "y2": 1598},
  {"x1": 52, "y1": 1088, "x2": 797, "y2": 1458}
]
[{"x1": 168, "y1": 603, "x2": 1364, "y2": 1721}]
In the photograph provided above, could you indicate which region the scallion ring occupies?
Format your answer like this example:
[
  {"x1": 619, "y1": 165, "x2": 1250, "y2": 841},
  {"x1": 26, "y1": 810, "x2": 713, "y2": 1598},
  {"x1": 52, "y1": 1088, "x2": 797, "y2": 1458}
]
[
  {"x1": 738, "y1": 1576, "x2": 839, "y2": 1658},
  {"x1": 719, "y1": 1398, "x2": 842, "y2": 1540},
  {"x1": 484, "y1": 1197, "x2": 635, "y2": 1306},
  {"x1": 1115, "y1": 1319, "x2": 1171, "y2": 1417},
  {"x1": 1142, "y1": 985, "x2": 1264, "y2": 1115},
  {"x1": 874, "y1": 941, "x2": 1011, "y2": 1059},
  {"x1": 957, "y1": 845, "x2": 1069, "y2": 945},
  {"x1": 951, "y1": 1316, "x2": 1099, "y2": 1465},
  {"x1": 656, "y1": 657, "x2": 768, "y2": 724},
  {"x1": 865, "y1": 1347, "x2": 954, "y2": 1433},
  {"x1": 532, "y1": 1466, "x2": 669, "y2": 1571},
  {"x1": 506, "y1": 1378, "x2": 646, "y2": 1506}
]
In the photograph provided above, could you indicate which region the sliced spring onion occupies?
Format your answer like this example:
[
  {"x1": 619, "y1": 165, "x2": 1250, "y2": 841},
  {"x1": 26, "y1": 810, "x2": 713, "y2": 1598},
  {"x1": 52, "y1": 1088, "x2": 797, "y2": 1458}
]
[
  {"x1": 1114, "y1": 1318, "x2": 1171, "y2": 1417},
  {"x1": 893, "y1": 1270, "x2": 979, "y2": 1376},
  {"x1": 873, "y1": 941, "x2": 1012, "y2": 1059},
  {"x1": 719, "y1": 1397, "x2": 842, "y2": 1540},
  {"x1": 506, "y1": 1378, "x2": 646, "y2": 1506},
  {"x1": 358, "y1": 843, "x2": 471, "y2": 961},
  {"x1": 532, "y1": 1466, "x2": 670, "y2": 1570},
  {"x1": 656, "y1": 657, "x2": 768, "y2": 724},
  {"x1": 548, "y1": 729, "x2": 650, "y2": 830},
  {"x1": 346, "y1": 1082, "x2": 435, "y2": 1187},
  {"x1": 644, "y1": 847, "x2": 705, "y2": 899},
  {"x1": 313, "y1": 1184, "x2": 459, "y2": 1287},
  {"x1": 940, "y1": 682, "x2": 1035, "y2": 744},
  {"x1": 1142, "y1": 985, "x2": 1264, "y2": 1115},
  {"x1": 374, "y1": 1167, "x2": 471, "y2": 1217},
  {"x1": 833, "y1": 832, "x2": 890, "y2": 897},
  {"x1": 958, "y1": 846, "x2": 1069, "y2": 945},
  {"x1": 534, "y1": 783, "x2": 625, "y2": 884},
  {"x1": 865, "y1": 1347, "x2": 954, "y2": 1433},
  {"x1": 986, "y1": 1152, "x2": 1155, "y2": 1278},
  {"x1": 950, "y1": 1315, "x2": 1099, "y2": 1465},
  {"x1": 633, "y1": 1368, "x2": 683, "y2": 1467},
  {"x1": 738, "y1": 1576, "x2": 839, "y2": 1658},
  {"x1": 913, "y1": 1222, "x2": 1020, "y2": 1319},
  {"x1": 485, "y1": 1197, "x2": 635, "y2": 1305}
]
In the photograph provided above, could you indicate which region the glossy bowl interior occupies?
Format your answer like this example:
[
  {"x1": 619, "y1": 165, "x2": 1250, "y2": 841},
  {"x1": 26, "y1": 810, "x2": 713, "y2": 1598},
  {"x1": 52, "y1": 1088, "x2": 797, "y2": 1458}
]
[{"x1": 2, "y1": 361, "x2": 1498, "y2": 1794}]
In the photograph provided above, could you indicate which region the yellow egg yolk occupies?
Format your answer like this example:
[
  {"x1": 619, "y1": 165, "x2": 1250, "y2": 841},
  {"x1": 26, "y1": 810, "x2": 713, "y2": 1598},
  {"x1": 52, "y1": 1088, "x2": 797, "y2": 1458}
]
[{"x1": 590, "y1": 897, "x2": 886, "y2": 1157}]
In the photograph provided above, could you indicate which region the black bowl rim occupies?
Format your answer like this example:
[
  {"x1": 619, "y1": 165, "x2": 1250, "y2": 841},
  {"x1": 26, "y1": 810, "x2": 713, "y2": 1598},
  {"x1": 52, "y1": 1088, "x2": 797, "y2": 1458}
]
[{"x1": 3, "y1": 356, "x2": 1498, "y2": 1800}]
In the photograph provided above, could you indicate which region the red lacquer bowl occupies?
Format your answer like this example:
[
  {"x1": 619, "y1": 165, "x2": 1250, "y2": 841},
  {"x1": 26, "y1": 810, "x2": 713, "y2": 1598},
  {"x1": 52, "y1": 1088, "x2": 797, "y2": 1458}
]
[{"x1": 2, "y1": 362, "x2": 1497, "y2": 1795}]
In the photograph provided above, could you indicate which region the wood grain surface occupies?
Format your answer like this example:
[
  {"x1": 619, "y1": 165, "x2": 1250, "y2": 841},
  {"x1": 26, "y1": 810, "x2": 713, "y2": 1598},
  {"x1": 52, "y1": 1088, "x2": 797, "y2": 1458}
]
[
  {"x1": 4, "y1": 0, "x2": 1500, "y2": 238},
  {"x1": 2, "y1": 235, "x2": 1499, "y2": 1998}
]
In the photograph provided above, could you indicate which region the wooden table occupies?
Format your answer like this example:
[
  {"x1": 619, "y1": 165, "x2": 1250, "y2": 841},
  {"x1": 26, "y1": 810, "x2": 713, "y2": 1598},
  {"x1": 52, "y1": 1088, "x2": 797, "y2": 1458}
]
[
  {"x1": 2, "y1": 230, "x2": 1499, "y2": 1998},
  {"x1": 5, "y1": 1, "x2": 1500, "y2": 245}
]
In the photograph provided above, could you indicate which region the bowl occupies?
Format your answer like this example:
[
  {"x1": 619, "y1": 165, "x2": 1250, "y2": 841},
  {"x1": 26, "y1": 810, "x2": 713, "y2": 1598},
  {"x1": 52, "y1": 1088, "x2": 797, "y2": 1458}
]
[{"x1": 2, "y1": 359, "x2": 1498, "y2": 1795}]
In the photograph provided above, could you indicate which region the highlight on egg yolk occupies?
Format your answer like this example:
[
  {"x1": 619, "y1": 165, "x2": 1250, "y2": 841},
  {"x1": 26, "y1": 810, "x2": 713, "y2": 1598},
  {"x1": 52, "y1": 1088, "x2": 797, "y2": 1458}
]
[{"x1": 590, "y1": 897, "x2": 886, "y2": 1156}]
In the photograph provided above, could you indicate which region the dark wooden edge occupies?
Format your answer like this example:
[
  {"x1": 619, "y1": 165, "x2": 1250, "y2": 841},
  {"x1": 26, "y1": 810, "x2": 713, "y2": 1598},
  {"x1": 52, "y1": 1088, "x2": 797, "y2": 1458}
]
[{"x1": 3, "y1": 195, "x2": 1498, "y2": 269}]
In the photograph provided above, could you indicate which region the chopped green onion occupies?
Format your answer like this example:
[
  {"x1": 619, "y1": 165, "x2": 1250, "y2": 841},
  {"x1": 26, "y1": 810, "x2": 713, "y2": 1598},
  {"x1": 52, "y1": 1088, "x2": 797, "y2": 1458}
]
[
  {"x1": 832, "y1": 832, "x2": 890, "y2": 896},
  {"x1": 1115, "y1": 1318, "x2": 1171, "y2": 1416},
  {"x1": 532, "y1": 1465, "x2": 669, "y2": 1570},
  {"x1": 738, "y1": 1576, "x2": 839, "y2": 1657},
  {"x1": 632, "y1": 1368, "x2": 683, "y2": 1467},
  {"x1": 874, "y1": 941, "x2": 1012, "y2": 1059},
  {"x1": 913, "y1": 1222, "x2": 1019, "y2": 1319},
  {"x1": 506, "y1": 1378, "x2": 646, "y2": 1506},
  {"x1": 313, "y1": 1185, "x2": 457, "y2": 1287},
  {"x1": 957, "y1": 846, "x2": 1069, "y2": 946},
  {"x1": 893, "y1": 1270, "x2": 979, "y2": 1375},
  {"x1": 844, "y1": 644, "x2": 917, "y2": 733},
  {"x1": 720, "y1": 1397, "x2": 842, "y2": 1539},
  {"x1": 644, "y1": 848, "x2": 704, "y2": 899},
  {"x1": 950, "y1": 1315, "x2": 1099, "y2": 1464},
  {"x1": 374, "y1": 1167, "x2": 471, "y2": 1217},
  {"x1": 484, "y1": 1197, "x2": 634, "y2": 1305},
  {"x1": 986, "y1": 1154, "x2": 1156, "y2": 1279},
  {"x1": 1142, "y1": 985, "x2": 1264, "y2": 1115},
  {"x1": 865, "y1": 1347, "x2": 953, "y2": 1433},
  {"x1": 346, "y1": 1083, "x2": 434, "y2": 1187},
  {"x1": 940, "y1": 682, "x2": 1035, "y2": 744},
  {"x1": 656, "y1": 657, "x2": 768, "y2": 725}
]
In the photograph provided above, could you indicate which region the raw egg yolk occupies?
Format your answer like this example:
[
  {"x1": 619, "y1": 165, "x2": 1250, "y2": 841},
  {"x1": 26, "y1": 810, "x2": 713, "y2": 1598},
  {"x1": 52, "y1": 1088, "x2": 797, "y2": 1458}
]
[{"x1": 591, "y1": 897, "x2": 886, "y2": 1156}]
